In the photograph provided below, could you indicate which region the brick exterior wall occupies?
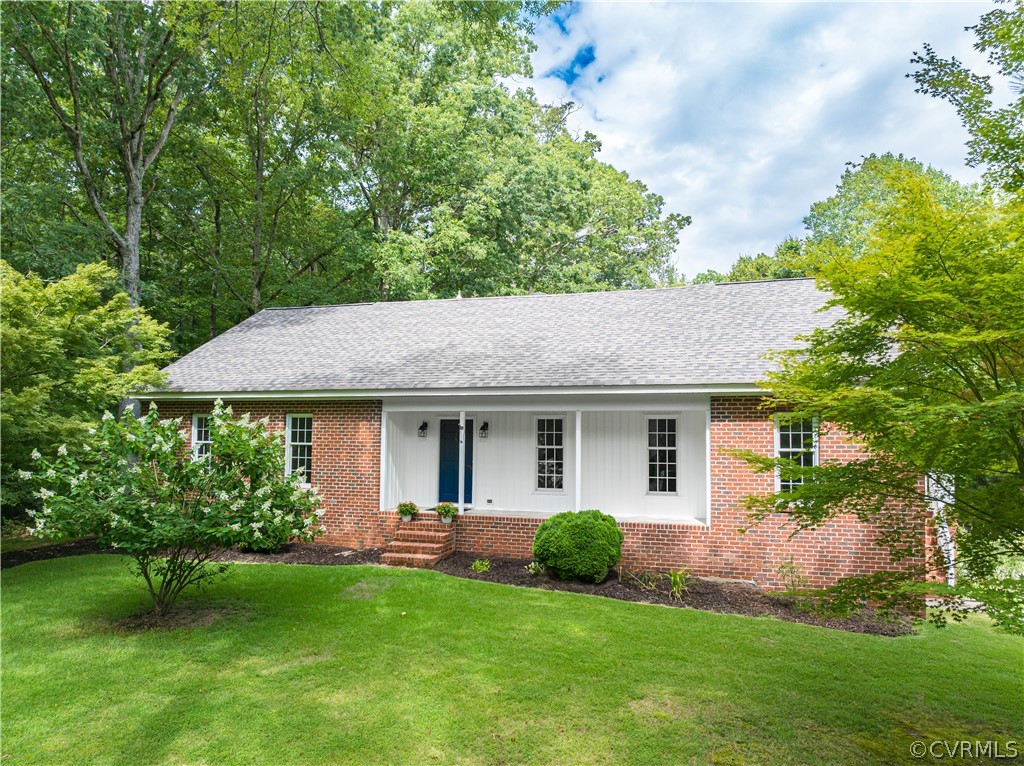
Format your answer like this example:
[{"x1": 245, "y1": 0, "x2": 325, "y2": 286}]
[
  {"x1": 148, "y1": 395, "x2": 928, "y2": 588},
  {"x1": 146, "y1": 399, "x2": 382, "y2": 548}
]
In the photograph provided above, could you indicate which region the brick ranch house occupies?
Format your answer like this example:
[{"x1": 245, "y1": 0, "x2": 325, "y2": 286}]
[{"x1": 147, "y1": 279, "x2": 942, "y2": 588}]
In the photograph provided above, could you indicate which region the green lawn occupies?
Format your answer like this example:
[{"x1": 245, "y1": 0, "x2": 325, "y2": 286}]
[{"x1": 2, "y1": 556, "x2": 1021, "y2": 765}]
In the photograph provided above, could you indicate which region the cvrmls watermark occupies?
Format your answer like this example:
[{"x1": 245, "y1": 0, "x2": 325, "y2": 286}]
[{"x1": 910, "y1": 740, "x2": 1019, "y2": 759}]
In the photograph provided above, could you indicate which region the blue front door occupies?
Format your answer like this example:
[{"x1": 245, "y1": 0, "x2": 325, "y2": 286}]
[{"x1": 438, "y1": 419, "x2": 473, "y2": 504}]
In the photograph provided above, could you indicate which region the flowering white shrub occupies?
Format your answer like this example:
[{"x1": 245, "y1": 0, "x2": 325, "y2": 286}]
[{"x1": 28, "y1": 400, "x2": 324, "y2": 615}]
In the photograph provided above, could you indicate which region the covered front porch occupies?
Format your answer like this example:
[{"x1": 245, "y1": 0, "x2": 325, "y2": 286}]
[{"x1": 379, "y1": 394, "x2": 711, "y2": 525}]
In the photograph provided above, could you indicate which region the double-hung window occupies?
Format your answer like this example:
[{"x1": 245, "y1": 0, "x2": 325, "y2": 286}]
[
  {"x1": 192, "y1": 414, "x2": 212, "y2": 459},
  {"x1": 647, "y1": 417, "x2": 677, "y2": 493},
  {"x1": 776, "y1": 418, "x2": 818, "y2": 491},
  {"x1": 536, "y1": 417, "x2": 564, "y2": 491},
  {"x1": 286, "y1": 414, "x2": 313, "y2": 484}
]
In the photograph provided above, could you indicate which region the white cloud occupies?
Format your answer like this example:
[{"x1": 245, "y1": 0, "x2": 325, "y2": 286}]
[{"x1": 527, "y1": 1, "x2": 993, "y2": 275}]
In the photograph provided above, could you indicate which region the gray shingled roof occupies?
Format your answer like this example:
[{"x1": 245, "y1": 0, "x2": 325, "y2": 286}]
[{"x1": 157, "y1": 279, "x2": 838, "y2": 393}]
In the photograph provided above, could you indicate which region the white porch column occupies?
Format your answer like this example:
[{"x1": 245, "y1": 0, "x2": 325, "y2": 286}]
[
  {"x1": 574, "y1": 410, "x2": 582, "y2": 512},
  {"x1": 379, "y1": 410, "x2": 388, "y2": 511},
  {"x1": 458, "y1": 410, "x2": 466, "y2": 514}
]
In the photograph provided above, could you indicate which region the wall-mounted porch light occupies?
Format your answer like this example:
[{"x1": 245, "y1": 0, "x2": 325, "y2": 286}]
[
  {"x1": 418, "y1": 421, "x2": 429, "y2": 438},
  {"x1": 479, "y1": 422, "x2": 489, "y2": 439}
]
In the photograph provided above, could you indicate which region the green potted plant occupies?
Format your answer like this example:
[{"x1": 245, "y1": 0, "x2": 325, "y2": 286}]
[
  {"x1": 396, "y1": 501, "x2": 419, "y2": 522},
  {"x1": 434, "y1": 502, "x2": 458, "y2": 524}
]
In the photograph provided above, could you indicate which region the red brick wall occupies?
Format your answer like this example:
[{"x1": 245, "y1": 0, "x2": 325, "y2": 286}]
[
  {"x1": 148, "y1": 395, "x2": 927, "y2": 588},
  {"x1": 146, "y1": 399, "x2": 383, "y2": 548}
]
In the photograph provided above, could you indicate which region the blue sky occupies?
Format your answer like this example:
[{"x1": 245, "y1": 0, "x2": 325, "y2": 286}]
[{"x1": 524, "y1": 1, "x2": 994, "y2": 275}]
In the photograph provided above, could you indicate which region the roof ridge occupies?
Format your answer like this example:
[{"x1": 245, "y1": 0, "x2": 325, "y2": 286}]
[{"x1": 259, "y1": 278, "x2": 818, "y2": 312}]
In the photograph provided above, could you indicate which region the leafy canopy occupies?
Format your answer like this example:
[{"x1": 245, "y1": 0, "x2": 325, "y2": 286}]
[
  {"x1": 741, "y1": 165, "x2": 1024, "y2": 633},
  {"x1": 0, "y1": 261, "x2": 171, "y2": 515}
]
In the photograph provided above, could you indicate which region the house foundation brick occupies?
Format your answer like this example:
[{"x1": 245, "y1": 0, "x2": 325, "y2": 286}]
[{"x1": 146, "y1": 395, "x2": 927, "y2": 589}]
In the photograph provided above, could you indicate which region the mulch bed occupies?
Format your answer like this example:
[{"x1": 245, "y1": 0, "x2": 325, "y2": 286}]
[
  {"x1": 434, "y1": 552, "x2": 914, "y2": 637},
  {"x1": 5, "y1": 539, "x2": 910, "y2": 636},
  {"x1": 1, "y1": 537, "x2": 116, "y2": 569},
  {"x1": 1, "y1": 539, "x2": 383, "y2": 570},
  {"x1": 213, "y1": 543, "x2": 383, "y2": 567}
]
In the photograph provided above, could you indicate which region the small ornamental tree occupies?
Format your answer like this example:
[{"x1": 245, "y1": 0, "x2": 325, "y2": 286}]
[{"x1": 27, "y1": 401, "x2": 324, "y2": 615}]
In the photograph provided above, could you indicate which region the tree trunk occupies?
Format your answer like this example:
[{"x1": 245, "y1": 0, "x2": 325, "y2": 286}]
[
  {"x1": 210, "y1": 199, "x2": 222, "y2": 339},
  {"x1": 121, "y1": 177, "x2": 144, "y2": 306},
  {"x1": 251, "y1": 127, "x2": 265, "y2": 314}
]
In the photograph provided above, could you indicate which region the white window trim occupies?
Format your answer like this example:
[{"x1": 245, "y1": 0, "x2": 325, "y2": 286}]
[
  {"x1": 286, "y1": 413, "x2": 314, "y2": 487},
  {"x1": 773, "y1": 414, "x2": 819, "y2": 492},
  {"x1": 645, "y1": 413, "x2": 681, "y2": 496},
  {"x1": 533, "y1": 414, "x2": 567, "y2": 495},
  {"x1": 191, "y1": 414, "x2": 212, "y2": 460}
]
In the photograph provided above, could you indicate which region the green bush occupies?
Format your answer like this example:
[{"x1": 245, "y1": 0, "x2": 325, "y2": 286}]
[
  {"x1": 532, "y1": 510, "x2": 623, "y2": 583},
  {"x1": 26, "y1": 400, "x2": 323, "y2": 614},
  {"x1": 237, "y1": 523, "x2": 292, "y2": 553}
]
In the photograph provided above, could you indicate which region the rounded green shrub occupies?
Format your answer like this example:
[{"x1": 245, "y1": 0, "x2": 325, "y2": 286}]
[{"x1": 532, "y1": 510, "x2": 624, "y2": 583}]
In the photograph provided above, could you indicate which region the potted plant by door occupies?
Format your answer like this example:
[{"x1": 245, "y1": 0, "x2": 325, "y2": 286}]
[
  {"x1": 397, "y1": 501, "x2": 419, "y2": 522},
  {"x1": 435, "y1": 502, "x2": 458, "y2": 524}
]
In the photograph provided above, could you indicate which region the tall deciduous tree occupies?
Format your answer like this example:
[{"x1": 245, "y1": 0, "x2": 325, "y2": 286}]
[
  {"x1": 4, "y1": 1, "x2": 219, "y2": 304},
  {"x1": 741, "y1": 166, "x2": 1024, "y2": 633},
  {"x1": 3, "y1": 0, "x2": 688, "y2": 359},
  {"x1": 803, "y1": 153, "x2": 973, "y2": 259}
]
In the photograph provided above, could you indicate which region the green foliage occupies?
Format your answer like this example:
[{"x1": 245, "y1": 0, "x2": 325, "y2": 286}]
[
  {"x1": 532, "y1": 510, "x2": 623, "y2": 583},
  {"x1": 434, "y1": 502, "x2": 459, "y2": 520},
  {"x1": 2, "y1": 0, "x2": 685, "y2": 357},
  {"x1": 668, "y1": 568, "x2": 694, "y2": 601},
  {"x1": 396, "y1": 501, "x2": 419, "y2": 520},
  {"x1": 2, "y1": 1, "x2": 223, "y2": 302},
  {"x1": 0, "y1": 261, "x2": 171, "y2": 518},
  {"x1": 776, "y1": 557, "x2": 811, "y2": 594},
  {"x1": 524, "y1": 560, "x2": 545, "y2": 576},
  {"x1": 26, "y1": 401, "x2": 324, "y2": 614},
  {"x1": 623, "y1": 569, "x2": 662, "y2": 591},
  {"x1": 912, "y1": 1, "x2": 1024, "y2": 193},
  {"x1": 685, "y1": 238, "x2": 808, "y2": 287},
  {"x1": 803, "y1": 153, "x2": 974, "y2": 260},
  {"x1": 690, "y1": 269, "x2": 727, "y2": 285},
  {"x1": 739, "y1": 164, "x2": 1024, "y2": 633},
  {"x1": 470, "y1": 559, "x2": 492, "y2": 573}
]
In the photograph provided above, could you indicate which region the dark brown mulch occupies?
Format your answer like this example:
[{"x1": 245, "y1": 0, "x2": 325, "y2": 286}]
[
  {"x1": 1, "y1": 537, "x2": 115, "y2": 569},
  {"x1": 434, "y1": 552, "x2": 914, "y2": 637},
  {"x1": 2, "y1": 539, "x2": 382, "y2": 570},
  {"x1": 213, "y1": 543, "x2": 383, "y2": 566}
]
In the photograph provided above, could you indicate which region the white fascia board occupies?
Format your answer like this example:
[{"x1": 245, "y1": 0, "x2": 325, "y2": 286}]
[{"x1": 138, "y1": 383, "x2": 768, "y2": 402}]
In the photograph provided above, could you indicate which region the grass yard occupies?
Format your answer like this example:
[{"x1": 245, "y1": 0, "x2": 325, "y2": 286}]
[{"x1": 2, "y1": 556, "x2": 1021, "y2": 765}]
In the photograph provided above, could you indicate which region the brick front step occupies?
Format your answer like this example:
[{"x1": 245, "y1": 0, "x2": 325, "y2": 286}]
[
  {"x1": 381, "y1": 552, "x2": 445, "y2": 568},
  {"x1": 383, "y1": 519, "x2": 455, "y2": 568},
  {"x1": 393, "y1": 518, "x2": 455, "y2": 531},
  {"x1": 386, "y1": 540, "x2": 449, "y2": 556},
  {"x1": 393, "y1": 528, "x2": 452, "y2": 544}
]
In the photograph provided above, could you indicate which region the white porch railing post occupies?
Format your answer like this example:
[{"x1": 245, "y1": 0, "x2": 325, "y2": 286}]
[
  {"x1": 458, "y1": 410, "x2": 466, "y2": 514},
  {"x1": 379, "y1": 410, "x2": 388, "y2": 511},
  {"x1": 574, "y1": 410, "x2": 582, "y2": 512}
]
